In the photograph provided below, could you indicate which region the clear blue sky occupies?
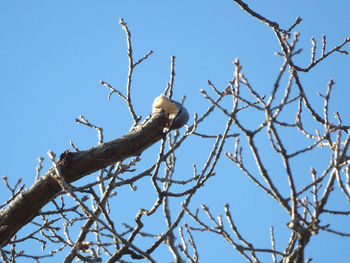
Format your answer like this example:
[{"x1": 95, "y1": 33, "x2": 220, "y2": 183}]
[{"x1": 1, "y1": 1, "x2": 350, "y2": 262}]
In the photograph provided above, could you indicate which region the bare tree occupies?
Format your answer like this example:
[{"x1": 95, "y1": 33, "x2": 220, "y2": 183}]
[{"x1": 1, "y1": 1, "x2": 350, "y2": 262}]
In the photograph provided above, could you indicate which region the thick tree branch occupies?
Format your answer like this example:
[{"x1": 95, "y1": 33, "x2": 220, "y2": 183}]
[{"x1": 0, "y1": 112, "x2": 168, "y2": 247}]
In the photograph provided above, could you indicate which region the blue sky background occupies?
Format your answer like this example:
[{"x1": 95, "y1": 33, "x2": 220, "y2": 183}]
[{"x1": 1, "y1": 1, "x2": 350, "y2": 262}]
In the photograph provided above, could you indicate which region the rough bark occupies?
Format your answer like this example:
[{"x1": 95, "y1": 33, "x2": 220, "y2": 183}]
[{"x1": 0, "y1": 112, "x2": 168, "y2": 247}]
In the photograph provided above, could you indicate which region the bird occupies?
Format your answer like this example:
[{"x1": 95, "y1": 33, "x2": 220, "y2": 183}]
[{"x1": 152, "y1": 94, "x2": 189, "y2": 130}]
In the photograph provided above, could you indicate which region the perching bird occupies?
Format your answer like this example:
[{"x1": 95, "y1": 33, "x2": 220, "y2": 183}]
[{"x1": 152, "y1": 94, "x2": 189, "y2": 130}]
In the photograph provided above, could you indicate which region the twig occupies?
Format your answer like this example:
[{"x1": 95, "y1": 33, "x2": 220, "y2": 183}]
[{"x1": 233, "y1": 0, "x2": 291, "y2": 36}]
